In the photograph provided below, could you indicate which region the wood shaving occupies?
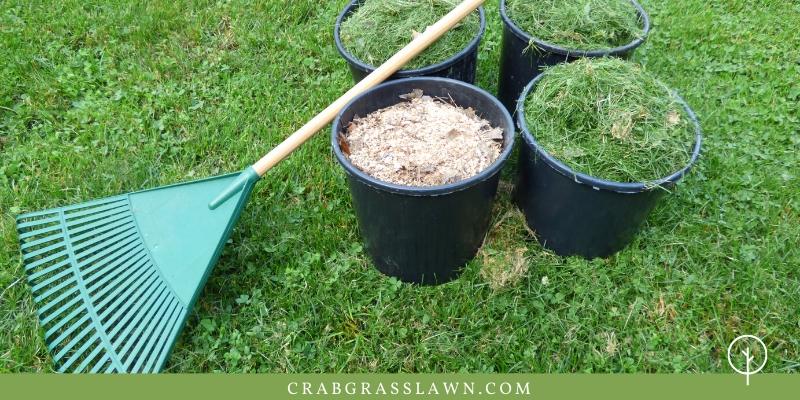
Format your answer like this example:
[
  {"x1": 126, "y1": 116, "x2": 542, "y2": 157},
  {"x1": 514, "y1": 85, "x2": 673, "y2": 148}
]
[
  {"x1": 666, "y1": 110, "x2": 681, "y2": 127},
  {"x1": 343, "y1": 91, "x2": 504, "y2": 186}
]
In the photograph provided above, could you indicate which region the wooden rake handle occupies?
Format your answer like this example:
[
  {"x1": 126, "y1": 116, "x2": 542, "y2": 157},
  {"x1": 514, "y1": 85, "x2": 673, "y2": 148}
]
[{"x1": 251, "y1": 0, "x2": 486, "y2": 176}]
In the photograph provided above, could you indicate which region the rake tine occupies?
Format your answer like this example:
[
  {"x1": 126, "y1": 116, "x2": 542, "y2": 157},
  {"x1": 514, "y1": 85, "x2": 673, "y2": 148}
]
[
  {"x1": 94, "y1": 262, "x2": 153, "y2": 314},
  {"x1": 75, "y1": 340, "x2": 106, "y2": 373},
  {"x1": 143, "y1": 304, "x2": 183, "y2": 372},
  {"x1": 106, "y1": 274, "x2": 162, "y2": 341},
  {"x1": 41, "y1": 296, "x2": 83, "y2": 326},
  {"x1": 30, "y1": 266, "x2": 74, "y2": 292},
  {"x1": 61, "y1": 196, "x2": 127, "y2": 214},
  {"x1": 64, "y1": 205, "x2": 129, "y2": 228},
  {"x1": 17, "y1": 209, "x2": 59, "y2": 220},
  {"x1": 43, "y1": 313, "x2": 81, "y2": 345},
  {"x1": 71, "y1": 223, "x2": 137, "y2": 256},
  {"x1": 20, "y1": 231, "x2": 65, "y2": 251},
  {"x1": 55, "y1": 326, "x2": 98, "y2": 372},
  {"x1": 117, "y1": 288, "x2": 170, "y2": 365},
  {"x1": 84, "y1": 251, "x2": 148, "y2": 294},
  {"x1": 18, "y1": 223, "x2": 63, "y2": 240},
  {"x1": 81, "y1": 243, "x2": 144, "y2": 282},
  {"x1": 68, "y1": 215, "x2": 134, "y2": 242},
  {"x1": 22, "y1": 241, "x2": 66, "y2": 261},
  {"x1": 33, "y1": 277, "x2": 78, "y2": 303},
  {"x1": 30, "y1": 268, "x2": 73, "y2": 294},
  {"x1": 130, "y1": 297, "x2": 178, "y2": 372},
  {"x1": 48, "y1": 314, "x2": 91, "y2": 352},
  {"x1": 17, "y1": 215, "x2": 61, "y2": 230},
  {"x1": 24, "y1": 250, "x2": 70, "y2": 271},
  {"x1": 89, "y1": 354, "x2": 111, "y2": 373},
  {"x1": 101, "y1": 270, "x2": 159, "y2": 328},
  {"x1": 26, "y1": 258, "x2": 70, "y2": 278},
  {"x1": 74, "y1": 233, "x2": 139, "y2": 272}
]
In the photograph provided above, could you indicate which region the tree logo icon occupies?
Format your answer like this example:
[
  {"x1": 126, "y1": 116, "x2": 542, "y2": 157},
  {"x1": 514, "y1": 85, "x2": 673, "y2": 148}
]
[{"x1": 727, "y1": 335, "x2": 767, "y2": 386}]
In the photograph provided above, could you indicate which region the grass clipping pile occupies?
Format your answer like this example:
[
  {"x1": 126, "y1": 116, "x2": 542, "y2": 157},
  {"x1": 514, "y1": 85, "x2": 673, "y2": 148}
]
[
  {"x1": 523, "y1": 58, "x2": 695, "y2": 183},
  {"x1": 342, "y1": 90, "x2": 503, "y2": 187},
  {"x1": 506, "y1": 0, "x2": 643, "y2": 50},
  {"x1": 339, "y1": 0, "x2": 480, "y2": 70}
]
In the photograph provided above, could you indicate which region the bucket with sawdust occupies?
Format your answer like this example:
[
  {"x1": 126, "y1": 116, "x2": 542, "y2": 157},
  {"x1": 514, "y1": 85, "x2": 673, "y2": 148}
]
[{"x1": 332, "y1": 77, "x2": 514, "y2": 284}]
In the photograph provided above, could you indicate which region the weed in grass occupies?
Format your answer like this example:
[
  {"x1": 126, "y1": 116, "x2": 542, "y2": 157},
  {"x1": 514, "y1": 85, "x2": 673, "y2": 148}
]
[
  {"x1": 506, "y1": 0, "x2": 643, "y2": 50},
  {"x1": 339, "y1": 0, "x2": 480, "y2": 69},
  {"x1": 522, "y1": 58, "x2": 696, "y2": 183}
]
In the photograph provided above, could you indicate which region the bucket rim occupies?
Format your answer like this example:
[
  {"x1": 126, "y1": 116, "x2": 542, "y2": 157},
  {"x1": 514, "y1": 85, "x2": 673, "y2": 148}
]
[
  {"x1": 500, "y1": 0, "x2": 651, "y2": 57},
  {"x1": 332, "y1": 77, "x2": 515, "y2": 196},
  {"x1": 516, "y1": 73, "x2": 703, "y2": 194},
  {"x1": 334, "y1": 0, "x2": 487, "y2": 77}
]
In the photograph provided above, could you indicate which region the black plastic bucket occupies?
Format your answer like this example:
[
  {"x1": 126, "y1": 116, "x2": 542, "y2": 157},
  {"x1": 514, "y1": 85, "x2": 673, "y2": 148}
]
[
  {"x1": 497, "y1": 0, "x2": 650, "y2": 113},
  {"x1": 332, "y1": 77, "x2": 515, "y2": 284},
  {"x1": 514, "y1": 75, "x2": 702, "y2": 258},
  {"x1": 334, "y1": 0, "x2": 486, "y2": 84}
]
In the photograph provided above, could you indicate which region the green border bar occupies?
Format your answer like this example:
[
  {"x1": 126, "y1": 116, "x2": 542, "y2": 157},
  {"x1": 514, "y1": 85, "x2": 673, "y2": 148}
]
[{"x1": 1, "y1": 374, "x2": 797, "y2": 399}]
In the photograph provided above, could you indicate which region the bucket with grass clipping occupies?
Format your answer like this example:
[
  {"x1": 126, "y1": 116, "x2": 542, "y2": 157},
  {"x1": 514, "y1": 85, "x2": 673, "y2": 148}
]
[
  {"x1": 497, "y1": 0, "x2": 650, "y2": 113},
  {"x1": 514, "y1": 62, "x2": 702, "y2": 258},
  {"x1": 335, "y1": 0, "x2": 486, "y2": 84},
  {"x1": 332, "y1": 77, "x2": 514, "y2": 284}
]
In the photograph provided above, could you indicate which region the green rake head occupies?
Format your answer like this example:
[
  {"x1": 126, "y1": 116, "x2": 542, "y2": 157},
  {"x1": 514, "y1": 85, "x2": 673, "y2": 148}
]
[{"x1": 16, "y1": 168, "x2": 259, "y2": 373}]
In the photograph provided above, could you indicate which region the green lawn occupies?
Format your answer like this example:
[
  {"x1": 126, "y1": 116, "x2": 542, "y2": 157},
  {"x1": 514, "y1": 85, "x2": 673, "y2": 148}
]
[{"x1": 1, "y1": 0, "x2": 798, "y2": 373}]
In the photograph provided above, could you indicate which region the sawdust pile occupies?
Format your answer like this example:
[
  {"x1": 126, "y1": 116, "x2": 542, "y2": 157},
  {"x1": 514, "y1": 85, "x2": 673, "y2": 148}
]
[{"x1": 341, "y1": 90, "x2": 504, "y2": 187}]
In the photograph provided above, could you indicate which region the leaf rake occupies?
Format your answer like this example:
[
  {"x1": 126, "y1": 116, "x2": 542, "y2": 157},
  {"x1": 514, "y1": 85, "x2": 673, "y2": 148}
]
[{"x1": 15, "y1": 0, "x2": 486, "y2": 373}]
